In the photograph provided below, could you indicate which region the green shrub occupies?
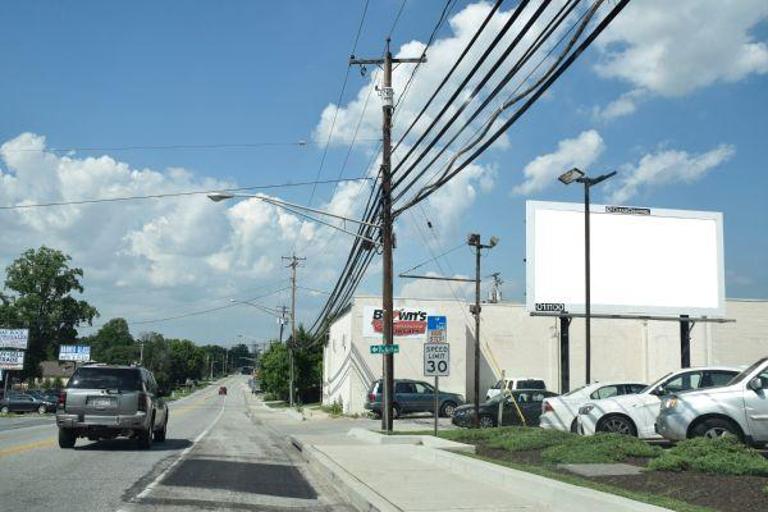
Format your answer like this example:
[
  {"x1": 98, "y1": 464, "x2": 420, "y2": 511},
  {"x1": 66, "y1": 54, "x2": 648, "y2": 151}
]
[
  {"x1": 649, "y1": 437, "x2": 768, "y2": 476},
  {"x1": 486, "y1": 427, "x2": 575, "y2": 452},
  {"x1": 541, "y1": 433, "x2": 661, "y2": 464},
  {"x1": 321, "y1": 400, "x2": 343, "y2": 416}
]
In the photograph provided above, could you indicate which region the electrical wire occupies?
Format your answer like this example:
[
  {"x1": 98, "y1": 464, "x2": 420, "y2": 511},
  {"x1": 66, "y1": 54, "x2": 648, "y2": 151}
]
[{"x1": 0, "y1": 176, "x2": 372, "y2": 211}]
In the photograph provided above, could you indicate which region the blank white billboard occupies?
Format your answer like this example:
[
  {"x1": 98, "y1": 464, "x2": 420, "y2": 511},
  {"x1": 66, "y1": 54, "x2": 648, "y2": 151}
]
[{"x1": 526, "y1": 201, "x2": 725, "y2": 317}]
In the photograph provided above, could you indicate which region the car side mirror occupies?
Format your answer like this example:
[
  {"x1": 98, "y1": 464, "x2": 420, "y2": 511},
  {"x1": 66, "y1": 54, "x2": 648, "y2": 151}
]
[
  {"x1": 651, "y1": 386, "x2": 664, "y2": 396},
  {"x1": 748, "y1": 377, "x2": 763, "y2": 392}
]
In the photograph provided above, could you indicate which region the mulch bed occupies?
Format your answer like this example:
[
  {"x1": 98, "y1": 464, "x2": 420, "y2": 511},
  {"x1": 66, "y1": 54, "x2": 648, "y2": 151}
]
[{"x1": 476, "y1": 445, "x2": 768, "y2": 512}]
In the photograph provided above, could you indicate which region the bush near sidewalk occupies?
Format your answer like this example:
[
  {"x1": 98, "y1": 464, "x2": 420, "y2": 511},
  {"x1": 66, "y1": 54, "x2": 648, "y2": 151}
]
[{"x1": 649, "y1": 437, "x2": 768, "y2": 476}]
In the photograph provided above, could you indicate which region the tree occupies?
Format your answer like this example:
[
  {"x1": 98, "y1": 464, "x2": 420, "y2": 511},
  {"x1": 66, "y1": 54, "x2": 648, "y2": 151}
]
[
  {"x1": 2, "y1": 247, "x2": 98, "y2": 378},
  {"x1": 259, "y1": 342, "x2": 289, "y2": 400},
  {"x1": 228, "y1": 343, "x2": 252, "y2": 370},
  {"x1": 85, "y1": 318, "x2": 137, "y2": 365},
  {"x1": 167, "y1": 339, "x2": 206, "y2": 385}
]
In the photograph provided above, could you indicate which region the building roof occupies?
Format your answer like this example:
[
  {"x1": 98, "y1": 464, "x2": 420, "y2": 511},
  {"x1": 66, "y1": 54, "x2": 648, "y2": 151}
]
[{"x1": 39, "y1": 361, "x2": 75, "y2": 378}]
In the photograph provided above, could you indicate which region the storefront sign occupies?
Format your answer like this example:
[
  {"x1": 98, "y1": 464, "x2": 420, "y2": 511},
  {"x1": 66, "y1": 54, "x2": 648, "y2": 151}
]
[
  {"x1": 59, "y1": 345, "x2": 91, "y2": 362},
  {"x1": 0, "y1": 329, "x2": 29, "y2": 350},
  {"x1": 0, "y1": 350, "x2": 25, "y2": 370},
  {"x1": 363, "y1": 306, "x2": 431, "y2": 339}
]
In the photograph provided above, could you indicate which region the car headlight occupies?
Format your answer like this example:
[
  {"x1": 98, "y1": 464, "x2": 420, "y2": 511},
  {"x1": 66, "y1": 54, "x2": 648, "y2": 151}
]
[
  {"x1": 578, "y1": 404, "x2": 594, "y2": 415},
  {"x1": 662, "y1": 397, "x2": 679, "y2": 410}
]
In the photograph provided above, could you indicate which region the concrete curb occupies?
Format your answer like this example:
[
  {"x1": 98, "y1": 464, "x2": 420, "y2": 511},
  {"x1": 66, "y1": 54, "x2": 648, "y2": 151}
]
[
  {"x1": 347, "y1": 428, "x2": 475, "y2": 453},
  {"x1": 291, "y1": 436, "x2": 395, "y2": 512},
  {"x1": 413, "y1": 447, "x2": 671, "y2": 512}
]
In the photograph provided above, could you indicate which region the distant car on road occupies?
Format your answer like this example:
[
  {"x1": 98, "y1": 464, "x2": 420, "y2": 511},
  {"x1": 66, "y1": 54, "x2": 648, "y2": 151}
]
[
  {"x1": 656, "y1": 357, "x2": 768, "y2": 445},
  {"x1": 56, "y1": 365, "x2": 169, "y2": 449},
  {"x1": 452, "y1": 390, "x2": 559, "y2": 428},
  {"x1": 218, "y1": 386, "x2": 228, "y2": 395},
  {"x1": 365, "y1": 379, "x2": 464, "y2": 419},
  {"x1": 0, "y1": 393, "x2": 52, "y2": 414},
  {"x1": 485, "y1": 377, "x2": 546, "y2": 401},
  {"x1": 539, "y1": 382, "x2": 646, "y2": 433},
  {"x1": 577, "y1": 366, "x2": 739, "y2": 439}
]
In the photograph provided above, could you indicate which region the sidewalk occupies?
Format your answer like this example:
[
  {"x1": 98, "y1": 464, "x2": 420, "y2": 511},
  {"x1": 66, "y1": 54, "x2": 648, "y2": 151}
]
[{"x1": 246, "y1": 390, "x2": 670, "y2": 511}]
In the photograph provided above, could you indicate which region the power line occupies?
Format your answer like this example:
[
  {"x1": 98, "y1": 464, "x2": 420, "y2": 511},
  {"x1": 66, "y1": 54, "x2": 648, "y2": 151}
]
[
  {"x1": 388, "y1": 0, "x2": 409, "y2": 39},
  {"x1": 397, "y1": 241, "x2": 465, "y2": 275},
  {"x1": 3, "y1": 141, "x2": 309, "y2": 153},
  {"x1": 0, "y1": 176, "x2": 372, "y2": 211}
]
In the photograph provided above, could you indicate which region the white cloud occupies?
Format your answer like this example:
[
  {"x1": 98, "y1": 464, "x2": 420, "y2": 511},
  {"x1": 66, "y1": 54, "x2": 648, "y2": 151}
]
[
  {"x1": 591, "y1": 89, "x2": 647, "y2": 122},
  {"x1": 609, "y1": 144, "x2": 735, "y2": 203},
  {"x1": 593, "y1": 0, "x2": 768, "y2": 114},
  {"x1": 513, "y1": 130, "x2": 605, "y2": 195},
  {"x1": 0, "y1": 132, "x2": 367, "y2": 326}
]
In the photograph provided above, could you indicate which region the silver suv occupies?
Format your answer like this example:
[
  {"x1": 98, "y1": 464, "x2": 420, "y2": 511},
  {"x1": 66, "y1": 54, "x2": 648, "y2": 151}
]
[
  {"x1": 656, "y1": 357, "x2": 768, "y2": 445},
  {"x1": 56, "y1": 364, "x2": 169, "y2": 449}
]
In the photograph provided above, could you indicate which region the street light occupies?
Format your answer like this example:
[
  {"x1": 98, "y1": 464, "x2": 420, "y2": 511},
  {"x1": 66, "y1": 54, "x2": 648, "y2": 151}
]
[
  {"x1": 467, "y1": 233, "x2": 498, "y2": 428},
  {"x1": 557, "y1": 167, "x2": 617, "y2": 385}
]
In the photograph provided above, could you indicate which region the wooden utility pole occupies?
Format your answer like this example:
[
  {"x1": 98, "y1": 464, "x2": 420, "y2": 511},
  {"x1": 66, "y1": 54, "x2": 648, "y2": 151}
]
[
  {"x1": 351, "y1": 39, "x2": 425, "y2": 433},
  {"x1": 283, "y1": 254, "x2": 305, "y2": 407}
]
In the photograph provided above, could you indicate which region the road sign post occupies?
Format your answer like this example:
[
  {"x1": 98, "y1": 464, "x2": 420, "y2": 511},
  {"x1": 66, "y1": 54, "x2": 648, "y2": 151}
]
[{"x1": 425, "y1": 316, "x2": 448, "y2": 436}]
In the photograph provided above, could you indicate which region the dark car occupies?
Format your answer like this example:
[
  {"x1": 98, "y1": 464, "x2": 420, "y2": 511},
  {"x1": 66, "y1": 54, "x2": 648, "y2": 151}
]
[
  {"x1": 365, "y1": 379, "x2": 464, "y2": 419},
  {"x1": 0, "y1": 393, "x2": 52, "y2": 414},
  {"x1": 452, "y1": 390, "x2": 559, "y2": 428},
  {"x1": 218, "y1": 386, "x2": 228, "y2": 395},
  {"x1": 27, "y1": 390, "x2": 58, "y2": 411}
]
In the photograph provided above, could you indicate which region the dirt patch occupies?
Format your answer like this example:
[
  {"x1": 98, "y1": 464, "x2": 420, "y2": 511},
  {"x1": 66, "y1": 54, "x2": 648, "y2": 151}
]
[{"x1": 476, "y1": 443, "x2": 768, "y2": 512}]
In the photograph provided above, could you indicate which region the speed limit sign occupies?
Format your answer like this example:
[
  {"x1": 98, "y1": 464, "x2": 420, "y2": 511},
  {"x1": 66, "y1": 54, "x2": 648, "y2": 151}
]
[{"x1": 423, "y1": 343, "x2": 450, "y2": 377}]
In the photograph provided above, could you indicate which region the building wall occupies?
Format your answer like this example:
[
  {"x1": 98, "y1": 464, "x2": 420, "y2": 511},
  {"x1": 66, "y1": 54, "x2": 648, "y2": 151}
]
[{"x1": 323, "y1": 296, "x2": 767, "y2": 414}]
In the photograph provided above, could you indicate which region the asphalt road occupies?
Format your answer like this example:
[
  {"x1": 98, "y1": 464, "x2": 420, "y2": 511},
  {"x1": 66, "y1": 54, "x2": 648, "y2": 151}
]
[{"x1": 0, "y1": 376, "x2": 353, "y2": 512}]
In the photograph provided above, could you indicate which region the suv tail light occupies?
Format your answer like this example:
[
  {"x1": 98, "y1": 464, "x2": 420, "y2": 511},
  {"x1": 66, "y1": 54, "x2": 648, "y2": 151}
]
[
  {"x1": 542, "y1": 400, "x2": 554, "y2": 413},
  {"x1": 58, "y1": 391, "x2": 67, "y2": 408},
  {"x1": 368, "y1": 393, "x2": 375, "y2": 402},
  {"x1": 138, "y1": 392, "x2": 148, "y2": 412}
]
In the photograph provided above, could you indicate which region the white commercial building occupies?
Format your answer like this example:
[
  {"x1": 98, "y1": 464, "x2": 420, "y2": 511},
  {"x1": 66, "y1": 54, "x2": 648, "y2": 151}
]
[{"x1": 322, "y1": 295, "x2": 767, "y2": 414}]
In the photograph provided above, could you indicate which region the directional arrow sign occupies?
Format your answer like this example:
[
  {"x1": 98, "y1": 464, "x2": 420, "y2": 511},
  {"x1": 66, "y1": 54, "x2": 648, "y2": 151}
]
[{"x1": 369, "y1": 344, "x2": 399, "y2": 355}]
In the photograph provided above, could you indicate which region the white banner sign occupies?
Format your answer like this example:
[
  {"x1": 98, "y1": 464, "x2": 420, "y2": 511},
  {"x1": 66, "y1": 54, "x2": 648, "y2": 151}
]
[
  {"x1": 0, "y1": 329, "x2": 29, "y2": 350},
  {"x1": 0, "y1": 350, "x2": 25, "y2": 370},
  {"x1": 59, "y1": 345, "x2": 91, "y2": 362},
  {"x1": 362, "y1": 306, "x2": 432, "y2": 339}
]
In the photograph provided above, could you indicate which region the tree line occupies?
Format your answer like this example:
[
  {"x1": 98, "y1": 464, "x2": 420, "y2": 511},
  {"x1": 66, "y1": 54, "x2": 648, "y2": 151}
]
[{"x1": 0, "y1": 246, "x2": 251, "y2": 390}]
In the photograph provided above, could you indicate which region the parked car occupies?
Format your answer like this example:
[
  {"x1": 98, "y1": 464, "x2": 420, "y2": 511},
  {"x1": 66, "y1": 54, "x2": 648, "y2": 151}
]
[
  {"x1": 365, "y1": 379, "x2": 464, "y2": 419},
  {"x1": 656, "y1": 357, "x2": 768, "y2": 445},
  {"x1": 0, "y1": 393, "x2": 52, "y2": 414},
  {"x1": 485, "y1": 377, "x2": 546, "y2": 401},
  {"x1": 539, "y1": 382, "x2": 646, "y2": 432},
  {"x1": 453, "y1": 390, "x2": 559, "y2": 428},
  {"x1": 56, "y1": 364, "x2": 169, "y2": 449},
  {"x1": 577, "y1": 366, "x2": 739, "y2": 439},
  {"x1": 27, "y1": 390, "x2": 58, "y2": 411}
]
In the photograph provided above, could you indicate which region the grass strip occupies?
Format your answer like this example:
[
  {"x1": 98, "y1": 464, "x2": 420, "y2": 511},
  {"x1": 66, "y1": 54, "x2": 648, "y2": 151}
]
[{"x1": 649, "y1": 437, "x2": 768, "y2": 476}]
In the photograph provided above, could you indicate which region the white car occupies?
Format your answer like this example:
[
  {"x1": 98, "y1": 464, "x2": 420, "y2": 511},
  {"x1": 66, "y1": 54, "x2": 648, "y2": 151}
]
[
  {"x1": 486, "y1": 377, "x2": 546, "y2": 401},
  {"x1": 656, "y1": 357, "x2": 768, "y2": 445},
  {"x1": 577, "y1": 366, "x2": 739, "y2": 439},
  {"x1": 540, "y1": 382, "x2": 646, "y2": 433}
]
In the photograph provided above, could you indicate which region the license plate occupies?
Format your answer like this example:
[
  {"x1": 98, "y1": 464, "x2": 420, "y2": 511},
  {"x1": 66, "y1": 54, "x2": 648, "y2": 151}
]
[{"x1": 88, "y1": 397, "x2": 115, "y2": 408}]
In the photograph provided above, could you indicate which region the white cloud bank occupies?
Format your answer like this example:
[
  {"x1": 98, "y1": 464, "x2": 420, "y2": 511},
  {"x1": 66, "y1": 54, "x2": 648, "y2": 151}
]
[
  {"x1": 513, "y1": 130, "x2": 605, "y2": 195},
  {"x1": 593, "y1": 0, "x2": 768, "y2": 119},
  {"x1": 609, "y1": 144, "x2": 735, "y2": 203}
]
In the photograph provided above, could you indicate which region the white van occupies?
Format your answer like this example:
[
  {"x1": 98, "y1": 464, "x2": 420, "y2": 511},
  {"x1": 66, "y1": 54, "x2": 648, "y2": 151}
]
[{"x1": 486, "y1": 377, "x2": 546, "y2": 401}]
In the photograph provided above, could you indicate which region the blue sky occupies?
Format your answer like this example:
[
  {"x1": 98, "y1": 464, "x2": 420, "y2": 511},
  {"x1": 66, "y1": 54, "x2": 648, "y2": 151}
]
[{"x1": 0, "y1": 1, "x2": 766, "y2": 346}]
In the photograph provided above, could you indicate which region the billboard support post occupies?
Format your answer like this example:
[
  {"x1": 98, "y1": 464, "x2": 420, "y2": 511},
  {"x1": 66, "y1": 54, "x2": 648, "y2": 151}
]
[
  {"x1": 680, "y1": 315, "x2": 691, "y2": 368},
  {"x1": 560, "y1": 316, "x2": 571, "y2": 393}
]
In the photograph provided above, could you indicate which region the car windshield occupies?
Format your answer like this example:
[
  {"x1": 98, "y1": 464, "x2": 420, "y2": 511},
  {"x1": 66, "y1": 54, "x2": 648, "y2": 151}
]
[
  {"x1": 68, "y1": 368, "x2": 142, "y2": 391},
  {"x1": 727, "y1": 358, "x2": 768, "y2": 386},
  {"x1": 639, "y1": 372, "x2": 673, "y2": 394}
]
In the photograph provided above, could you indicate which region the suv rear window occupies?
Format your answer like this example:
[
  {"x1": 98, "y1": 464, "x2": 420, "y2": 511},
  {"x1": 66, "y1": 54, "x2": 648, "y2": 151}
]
[
  {"x1": 515, "y1": 379, "x2": 545, "y2": 390},
  {"x1": 68, "y1": 368, "x2": 142, "y2": 391}
]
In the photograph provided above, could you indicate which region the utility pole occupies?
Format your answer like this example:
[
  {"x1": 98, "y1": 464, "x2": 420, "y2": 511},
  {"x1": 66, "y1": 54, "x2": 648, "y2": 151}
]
[
  {"x1": 351, "y1": 39, "x2": 425, "y2": 433},
  {"x1": 283, "y1": 254, "x2": 305, "y2": 407},
  {"x1": 278, "y1": 305, "x2": 289, "y2": 343},
  {"x1": 467, "y1": 233, "x2": 498, "y2": 428}
]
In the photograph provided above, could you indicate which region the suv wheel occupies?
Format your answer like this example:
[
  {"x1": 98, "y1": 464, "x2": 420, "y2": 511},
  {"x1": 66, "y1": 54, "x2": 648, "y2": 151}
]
[
  {"x1": 392, "y1": 404, "x2": 401, "y2": 419},
  {"x1": 693, "y1": 418, "x2": 741, "y2": 441},
  {"x1": 598, "y1": 415, "x2": 637, "y2": 436},
  {"x1": 154, "y1": 414, "x2": 168, "y2": 443},
  {"x1": 58, "y1": 428, "x2": 76, "y2": 449},
  {"x1": 1, "y1": 405, "x2": 9, "y2": 415},
  {"x1": 37, "y1": 404, "x2": 47, "y2": 414},
  {"x1": 136, "y1": 428, "x2": 153, "y2": 449},
  {"x1": 440, "y1": 401, "x2": 457, "y2": 417}
]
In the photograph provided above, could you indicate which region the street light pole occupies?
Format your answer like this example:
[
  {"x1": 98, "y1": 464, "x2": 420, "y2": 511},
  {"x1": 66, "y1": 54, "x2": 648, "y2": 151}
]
[{"x1": 558, "y1": 168, "x2": 616, "y2": 385}]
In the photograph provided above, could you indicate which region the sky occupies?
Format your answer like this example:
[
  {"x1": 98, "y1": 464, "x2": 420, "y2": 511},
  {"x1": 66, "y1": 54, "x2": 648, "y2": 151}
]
[{"x1": 0, "y1": 0, "x2": 766, "y2": 347}]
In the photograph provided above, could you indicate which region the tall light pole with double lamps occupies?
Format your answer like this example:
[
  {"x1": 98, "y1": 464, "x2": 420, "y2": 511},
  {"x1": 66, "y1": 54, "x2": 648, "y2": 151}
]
[{"x1": 557, "y1": 168, "x2": 616, "y2": 385}]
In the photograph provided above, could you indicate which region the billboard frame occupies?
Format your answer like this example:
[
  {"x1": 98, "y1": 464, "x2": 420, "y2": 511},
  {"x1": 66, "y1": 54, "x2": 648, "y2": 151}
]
[{"x1": 525, "y1": 200, "x2": 726, "y2": 319}]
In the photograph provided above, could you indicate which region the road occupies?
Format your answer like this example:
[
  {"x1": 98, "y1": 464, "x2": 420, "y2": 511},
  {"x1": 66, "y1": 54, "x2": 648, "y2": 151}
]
[{"x1": 0, "y1": 376, "x2": 354, "y2": 511}]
